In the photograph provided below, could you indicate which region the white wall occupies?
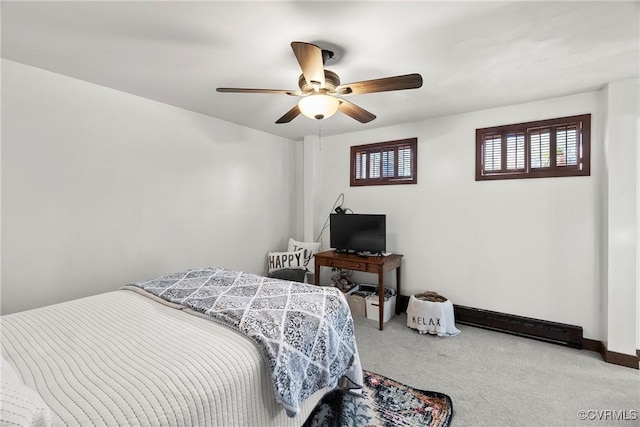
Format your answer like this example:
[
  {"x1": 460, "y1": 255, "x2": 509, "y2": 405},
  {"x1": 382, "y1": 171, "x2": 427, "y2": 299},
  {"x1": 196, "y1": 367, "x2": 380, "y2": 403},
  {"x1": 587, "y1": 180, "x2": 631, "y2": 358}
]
[
  {"x1": 604, "y1": 78, "x2": 638, "y2": 355},
  {"x1": 1, "y1": 60, "x2": 297, "y2": 314},
  {"x1": 312, "y1": 91, "x2": 606, "y2": 340}
]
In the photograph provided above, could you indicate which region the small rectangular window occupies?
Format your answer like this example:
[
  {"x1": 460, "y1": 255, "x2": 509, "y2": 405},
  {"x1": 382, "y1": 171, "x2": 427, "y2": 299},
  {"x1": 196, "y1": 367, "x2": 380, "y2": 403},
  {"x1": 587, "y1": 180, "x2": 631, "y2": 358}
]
[
  {"x1": 351, "y1": 138, "x2": 417, "y2": 186},
  {"x1": 476, "y1": 114, "x2": 590, "y2": 180}
]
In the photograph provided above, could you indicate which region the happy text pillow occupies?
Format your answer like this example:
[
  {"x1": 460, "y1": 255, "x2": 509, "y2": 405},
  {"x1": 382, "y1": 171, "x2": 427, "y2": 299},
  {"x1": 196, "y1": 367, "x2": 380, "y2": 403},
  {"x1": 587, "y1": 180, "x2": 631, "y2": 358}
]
[
  {"x1": 287, "y1": 238, "x2": 321, "y2": 271},
  {"x1": 267, "y1": 251, "x2": 306, "y2": 273}
]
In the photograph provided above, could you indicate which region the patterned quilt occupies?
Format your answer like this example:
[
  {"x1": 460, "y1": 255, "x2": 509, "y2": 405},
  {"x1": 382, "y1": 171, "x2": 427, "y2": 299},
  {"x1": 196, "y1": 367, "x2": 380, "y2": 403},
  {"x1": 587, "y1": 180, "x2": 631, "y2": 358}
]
[{"x1": 127, "y1": 268, "x2": 362, "y2": 417}]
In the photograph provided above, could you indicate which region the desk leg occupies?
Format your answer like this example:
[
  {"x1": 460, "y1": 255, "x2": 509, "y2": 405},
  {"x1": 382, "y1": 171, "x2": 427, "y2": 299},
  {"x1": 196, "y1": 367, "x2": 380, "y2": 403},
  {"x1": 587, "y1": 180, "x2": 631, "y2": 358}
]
[
  {"x1": 314, "y1": 263, "x2": 320, "y2": 286},
  {"x1": 378, "y1": 271, "x2": 384, "y2": 331},
  {"x1": 395, "y1": 265, "x2": 402, "y2": 315}
]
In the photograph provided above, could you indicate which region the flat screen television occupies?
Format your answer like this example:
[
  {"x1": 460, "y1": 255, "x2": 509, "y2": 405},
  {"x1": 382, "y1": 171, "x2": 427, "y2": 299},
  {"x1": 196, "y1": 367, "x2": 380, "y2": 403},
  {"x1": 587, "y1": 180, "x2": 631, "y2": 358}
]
[{"x1": 330, "y1": 213, "x2": 386, "y2": 254}]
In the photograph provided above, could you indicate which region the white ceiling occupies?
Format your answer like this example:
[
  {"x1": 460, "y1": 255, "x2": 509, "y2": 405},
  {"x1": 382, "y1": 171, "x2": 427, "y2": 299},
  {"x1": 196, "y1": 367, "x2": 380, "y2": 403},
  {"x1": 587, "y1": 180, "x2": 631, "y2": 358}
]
[{"x1": 2, "y1": 1, "x2": 638, "y2": 140}]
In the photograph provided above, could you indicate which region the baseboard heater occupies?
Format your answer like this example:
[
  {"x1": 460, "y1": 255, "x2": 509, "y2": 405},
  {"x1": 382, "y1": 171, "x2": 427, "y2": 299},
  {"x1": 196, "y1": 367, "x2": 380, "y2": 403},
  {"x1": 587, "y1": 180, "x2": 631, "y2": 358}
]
[
  {"x1": 453, "y1": 305, "x2": 583, "y2": 348},
  {"x1": 396, "y1": 296, "x2": 583, "y2": 348}
]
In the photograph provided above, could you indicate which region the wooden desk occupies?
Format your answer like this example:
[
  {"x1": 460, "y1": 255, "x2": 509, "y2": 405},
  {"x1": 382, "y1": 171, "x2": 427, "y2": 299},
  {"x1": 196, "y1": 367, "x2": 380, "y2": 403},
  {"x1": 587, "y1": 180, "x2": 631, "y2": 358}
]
[{"x1": 314, "y1": 251, "x2": 403, "y2": 331}]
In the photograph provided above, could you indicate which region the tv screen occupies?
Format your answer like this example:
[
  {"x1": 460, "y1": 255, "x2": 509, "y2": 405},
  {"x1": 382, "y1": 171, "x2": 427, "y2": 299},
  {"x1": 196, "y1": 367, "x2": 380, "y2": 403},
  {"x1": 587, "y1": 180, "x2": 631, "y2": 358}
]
[{"x1": 330, "y1": 214, "x2": 386, "y2": 254}]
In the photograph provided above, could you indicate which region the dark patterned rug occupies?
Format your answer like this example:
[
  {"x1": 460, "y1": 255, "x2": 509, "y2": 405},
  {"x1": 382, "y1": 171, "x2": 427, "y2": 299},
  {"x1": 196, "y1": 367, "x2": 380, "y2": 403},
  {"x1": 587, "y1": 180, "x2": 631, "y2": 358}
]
[{"x1": 303, "y1": 370, "x2": 453, "y2": 427}]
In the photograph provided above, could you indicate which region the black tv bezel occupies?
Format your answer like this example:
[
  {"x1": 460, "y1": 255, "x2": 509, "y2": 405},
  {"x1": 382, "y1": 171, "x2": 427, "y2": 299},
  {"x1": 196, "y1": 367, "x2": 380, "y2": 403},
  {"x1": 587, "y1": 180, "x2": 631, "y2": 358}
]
[{"x1": 329, "y1": 213, "x2": 386, "y2": 255}]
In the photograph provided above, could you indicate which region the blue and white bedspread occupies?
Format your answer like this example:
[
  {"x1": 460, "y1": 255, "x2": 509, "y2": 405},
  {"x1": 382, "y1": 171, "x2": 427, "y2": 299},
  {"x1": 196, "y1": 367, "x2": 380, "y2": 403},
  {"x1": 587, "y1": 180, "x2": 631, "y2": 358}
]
[{"x1": 126, "y1": 267, "x2": 362, "y2": 417}]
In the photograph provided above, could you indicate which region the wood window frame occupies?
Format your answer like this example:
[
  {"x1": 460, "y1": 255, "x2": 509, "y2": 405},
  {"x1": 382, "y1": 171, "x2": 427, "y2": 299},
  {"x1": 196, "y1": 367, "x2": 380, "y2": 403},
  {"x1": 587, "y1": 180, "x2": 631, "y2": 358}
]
[
  {"x1": 476, "y1": 114, "x2": 591, "y2": 181},
  {"x1": 350, "y1": 138, "x2": 418, "y2": 186}
]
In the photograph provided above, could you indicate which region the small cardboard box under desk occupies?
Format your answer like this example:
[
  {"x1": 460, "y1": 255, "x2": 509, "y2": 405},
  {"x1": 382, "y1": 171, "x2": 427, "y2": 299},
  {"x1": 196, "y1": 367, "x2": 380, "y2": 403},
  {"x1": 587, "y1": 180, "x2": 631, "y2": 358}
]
[
  {"x1": 346, "y1": 285, "x2": 396, "y2": 323},
  {"x1": 345, "y1": 284, "x2": 375, "y2": 317}
]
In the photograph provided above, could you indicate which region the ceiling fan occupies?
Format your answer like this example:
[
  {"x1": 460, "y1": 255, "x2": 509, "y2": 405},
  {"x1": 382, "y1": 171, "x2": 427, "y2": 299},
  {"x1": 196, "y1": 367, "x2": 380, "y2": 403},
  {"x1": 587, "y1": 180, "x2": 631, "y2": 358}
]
[{"x1": 217, "y1": 41, "x2": 423, "y2": 124}]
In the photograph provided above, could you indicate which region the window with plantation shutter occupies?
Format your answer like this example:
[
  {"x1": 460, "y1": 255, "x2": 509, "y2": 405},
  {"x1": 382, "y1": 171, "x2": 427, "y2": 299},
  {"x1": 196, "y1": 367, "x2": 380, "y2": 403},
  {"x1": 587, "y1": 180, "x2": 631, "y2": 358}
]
[
  {"x1": 351, "y1": 138, "x2": 417, "y2": 186},
  {"x1": 476, "y1": 114, "x2": 590, "y2": 180}
]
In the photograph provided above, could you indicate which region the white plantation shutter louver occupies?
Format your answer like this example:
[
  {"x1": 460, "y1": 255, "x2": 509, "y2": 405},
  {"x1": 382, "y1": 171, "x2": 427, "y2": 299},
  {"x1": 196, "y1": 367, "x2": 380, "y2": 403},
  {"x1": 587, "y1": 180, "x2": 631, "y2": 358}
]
[
  {"x1": 506, "y1": 132, "x2": 525, "y2": 170},
  {"x1": 398, "y1": 145, "x2": 412, "y2": 177},
  {"x1": 530, "y1": 129, "x2": 551, "y2": 169},
  {"x1": 484, "y1": 134, "x2": 502, "y2": 171}
]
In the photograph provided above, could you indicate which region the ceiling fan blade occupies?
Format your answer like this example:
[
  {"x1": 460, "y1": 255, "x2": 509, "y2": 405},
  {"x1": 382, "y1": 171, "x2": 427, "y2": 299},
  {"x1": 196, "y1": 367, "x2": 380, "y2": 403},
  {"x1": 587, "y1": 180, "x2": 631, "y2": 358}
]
[
  {"x1": 338, "y1": 99, "x2": 376, "y2": 123},
  {"x1": 336, "y1": 73, "x2": 423, "y2": 95},
  {"x1": 275, "y1": 104, "x2": 301, "y2": 124},
  {"x1": 291, "y1": 41, "x2": 325, "y2": 89},
  {"x1": 217, "y1": 88, "x2": 303, "y2": 96}
]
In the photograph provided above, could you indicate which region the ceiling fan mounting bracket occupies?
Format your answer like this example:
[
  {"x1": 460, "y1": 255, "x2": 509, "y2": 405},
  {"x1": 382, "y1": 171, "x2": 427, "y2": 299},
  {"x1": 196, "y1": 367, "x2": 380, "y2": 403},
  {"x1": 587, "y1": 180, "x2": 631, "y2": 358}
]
[{"x1": 321, "y1": 49, "x2": 334, "y2": 65}]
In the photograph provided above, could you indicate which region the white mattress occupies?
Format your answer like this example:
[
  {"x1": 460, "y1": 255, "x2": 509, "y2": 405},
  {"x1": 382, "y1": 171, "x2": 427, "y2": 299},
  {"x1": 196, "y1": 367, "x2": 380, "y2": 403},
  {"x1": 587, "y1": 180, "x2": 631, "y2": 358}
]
[{"x1": 1, "y1": 289, "x2": 328, "y2": 426}]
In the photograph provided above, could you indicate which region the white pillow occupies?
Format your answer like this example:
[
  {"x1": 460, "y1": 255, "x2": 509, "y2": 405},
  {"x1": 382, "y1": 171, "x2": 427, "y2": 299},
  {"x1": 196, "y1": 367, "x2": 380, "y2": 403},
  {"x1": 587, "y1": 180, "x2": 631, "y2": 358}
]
[
  {"x1": 287, "y1": 238, "x2": 321, "y2": 271},
  {"x1": 267, "y1": 251, "x2": 306, "y2": 273},
  {"x1": 1, "y1": 357, "x2": 52, "y2": 427}
]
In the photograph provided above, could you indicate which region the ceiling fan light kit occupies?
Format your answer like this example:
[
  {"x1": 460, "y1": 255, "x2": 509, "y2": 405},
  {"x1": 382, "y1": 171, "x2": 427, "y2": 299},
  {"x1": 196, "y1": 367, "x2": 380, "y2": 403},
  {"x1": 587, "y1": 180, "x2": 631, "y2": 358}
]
[
  {"x1": 298, "y1": 94, "x2": 340, "y2": 120},
  {"x1": 216, "y1": 41, "x2": 423, "y2": 124}
]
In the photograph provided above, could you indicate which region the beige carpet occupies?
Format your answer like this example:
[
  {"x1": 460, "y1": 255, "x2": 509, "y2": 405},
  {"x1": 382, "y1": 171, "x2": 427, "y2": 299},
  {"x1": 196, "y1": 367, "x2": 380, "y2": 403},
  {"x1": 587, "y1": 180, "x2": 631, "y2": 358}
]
[{"x1": 353, "y1": 314, "x2": 639, "y2": 427}]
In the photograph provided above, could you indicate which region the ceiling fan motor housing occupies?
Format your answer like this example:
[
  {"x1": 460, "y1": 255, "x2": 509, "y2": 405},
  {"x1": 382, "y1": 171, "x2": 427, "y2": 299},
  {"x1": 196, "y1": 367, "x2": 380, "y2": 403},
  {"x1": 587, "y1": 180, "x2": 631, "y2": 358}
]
[{"x1": 298, "y1": 70, "x2": 340, "y2": 94}]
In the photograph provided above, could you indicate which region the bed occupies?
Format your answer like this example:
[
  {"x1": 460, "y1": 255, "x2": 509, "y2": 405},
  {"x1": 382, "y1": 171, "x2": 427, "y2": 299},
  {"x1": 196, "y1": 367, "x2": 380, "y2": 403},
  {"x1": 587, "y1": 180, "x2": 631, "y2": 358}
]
[{"x1": 0, "y1": 268, "x2": 362, "y2": 427}]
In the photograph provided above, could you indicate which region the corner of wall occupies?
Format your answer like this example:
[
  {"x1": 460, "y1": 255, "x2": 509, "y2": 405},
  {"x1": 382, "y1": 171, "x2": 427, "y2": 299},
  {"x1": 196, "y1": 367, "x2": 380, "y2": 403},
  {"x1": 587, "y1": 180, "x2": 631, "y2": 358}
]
[
  {"x1": 603, "y1": 77, "x2": 639, "y2": 356},
  {"x1": 302, "y1": 135, "x2": 321, "y2": 242}
]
